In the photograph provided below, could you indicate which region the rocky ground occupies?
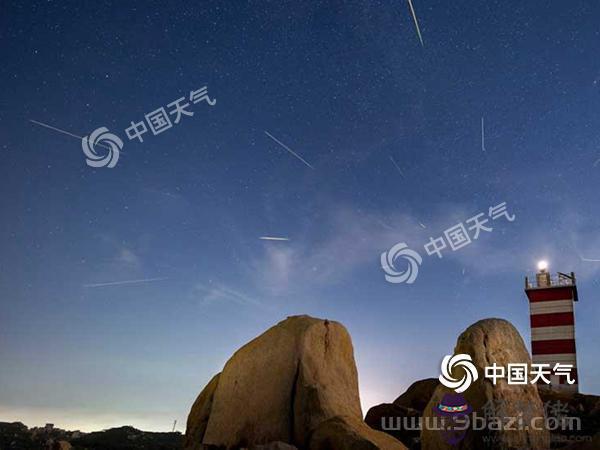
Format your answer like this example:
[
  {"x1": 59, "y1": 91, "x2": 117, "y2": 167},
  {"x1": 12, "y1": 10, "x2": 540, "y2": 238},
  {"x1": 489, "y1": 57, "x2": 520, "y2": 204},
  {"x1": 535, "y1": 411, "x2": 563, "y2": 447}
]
[
  {"x1": 3, "y1": 315, "x2": 598, "y2": 449},
  {"x1": 365, "y1": 380, "x2": 600, "y2": 450},
  {"x1": 183, "y1": 315, "x2": 599, "y2": 450}
]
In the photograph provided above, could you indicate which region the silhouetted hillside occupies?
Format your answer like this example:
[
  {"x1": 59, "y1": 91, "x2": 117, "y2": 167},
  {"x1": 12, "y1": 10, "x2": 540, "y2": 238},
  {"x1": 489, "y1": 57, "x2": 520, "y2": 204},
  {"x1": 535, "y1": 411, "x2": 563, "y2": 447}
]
[{"x1": 0, "y1": 422, "x2": 182, "y2": 450}]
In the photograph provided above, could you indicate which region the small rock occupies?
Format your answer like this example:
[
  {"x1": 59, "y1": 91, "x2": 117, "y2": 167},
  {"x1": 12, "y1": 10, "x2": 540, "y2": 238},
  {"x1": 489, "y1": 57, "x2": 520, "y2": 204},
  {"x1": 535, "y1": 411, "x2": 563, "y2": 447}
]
[
  {"x1": 249, "y1": 442, "x2": 298, "y2": 450},
  {"x1": 308, "y1": 415, "x2": 406, "y2": 449}
]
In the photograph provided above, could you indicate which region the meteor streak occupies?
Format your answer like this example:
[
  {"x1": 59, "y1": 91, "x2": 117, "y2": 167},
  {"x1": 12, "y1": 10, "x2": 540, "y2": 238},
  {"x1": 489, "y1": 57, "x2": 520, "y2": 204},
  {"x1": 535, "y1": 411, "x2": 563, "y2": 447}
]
[
  {"x1": 389, "y1": 156, "x2": 405, "y2": 178},
  {"x1": 407, "y1": 0, "x2": 424, "y2": 47},
  {"x1": 83, "y1": 277, "x2": 168, "y2": 288},
  {"x1": 264, "y1": 131, "x2": 314, "y2": 169},
  {"x1": 30, "y1": 119, "x2": 112, "y2": 150}
]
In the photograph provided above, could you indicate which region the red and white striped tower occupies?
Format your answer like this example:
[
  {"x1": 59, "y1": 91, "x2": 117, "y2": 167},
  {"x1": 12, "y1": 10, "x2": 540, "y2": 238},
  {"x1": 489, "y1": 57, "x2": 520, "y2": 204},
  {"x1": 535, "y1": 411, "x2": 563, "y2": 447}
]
[{"x1": 525, "y1": 261, "x2": 579, "y2": 393}]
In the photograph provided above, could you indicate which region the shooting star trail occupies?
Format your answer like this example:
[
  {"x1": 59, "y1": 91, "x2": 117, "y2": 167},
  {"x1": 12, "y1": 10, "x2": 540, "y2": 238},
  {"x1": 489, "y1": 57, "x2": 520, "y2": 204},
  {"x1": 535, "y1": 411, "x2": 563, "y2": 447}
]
[
  {"x1": 376, "y1": 219, "x2": 394, "y2": 230},
  {"x1": 264, "y1": 131, "x2": 314, "y2": 169},
  {"x1": 259, "y1": 236, "x2": 290, "y2": 241},
  {"x1": 481, "y1": 117, "x2": 486, "y2": 152},
  {"x1": 581, "y1": 257, "x2": 600, "y2": 262},
  {"x1": 389, "y1": 156, "x2": 405, "y2": 178},
  {"x1": 30, "y1": 119, "x2": 112, "y2": 150},
  {"x1": 83, "y1": 277, "x2": 168, "y2": 288},
  {"x1": 418, "y1": 221, "x2": 427, "y2": 229},
  {"x1": 407, "y1": 0, "x2": 424, "y2": 47}
]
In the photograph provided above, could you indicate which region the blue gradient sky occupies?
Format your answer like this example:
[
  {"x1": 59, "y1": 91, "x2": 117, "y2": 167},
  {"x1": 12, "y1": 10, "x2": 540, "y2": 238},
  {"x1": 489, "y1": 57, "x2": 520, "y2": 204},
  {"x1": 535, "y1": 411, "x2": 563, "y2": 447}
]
[{"x1": 1, "y1": 0, "x2": 599, "y2": 432}]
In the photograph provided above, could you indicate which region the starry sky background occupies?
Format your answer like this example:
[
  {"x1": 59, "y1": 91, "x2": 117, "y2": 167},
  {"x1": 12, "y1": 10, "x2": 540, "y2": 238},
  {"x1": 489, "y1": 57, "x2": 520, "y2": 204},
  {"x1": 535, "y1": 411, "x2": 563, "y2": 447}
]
[{"x1": 1, "y1": 0, "x2": 600, "y2": 433}]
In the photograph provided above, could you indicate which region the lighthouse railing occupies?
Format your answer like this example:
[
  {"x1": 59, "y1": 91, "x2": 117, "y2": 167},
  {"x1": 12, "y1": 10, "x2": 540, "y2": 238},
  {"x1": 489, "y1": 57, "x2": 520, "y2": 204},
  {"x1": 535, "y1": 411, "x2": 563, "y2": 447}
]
[{"x1": 525, "y1": 273, "x2": 576, "y2": 289}]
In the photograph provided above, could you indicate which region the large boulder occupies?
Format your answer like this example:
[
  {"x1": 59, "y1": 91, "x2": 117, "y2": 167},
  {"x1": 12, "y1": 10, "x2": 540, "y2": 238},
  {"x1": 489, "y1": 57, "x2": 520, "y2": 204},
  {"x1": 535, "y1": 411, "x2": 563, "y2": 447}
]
[
  {"x1": 183, "y1": 373, "x2": 220, "y2": 450},
  {"x1": 421, "y1": 318, "x2": 550, "y2": 450},
  {"x1": 184, "y1": 315, "x2": 405, "y2": 449}
]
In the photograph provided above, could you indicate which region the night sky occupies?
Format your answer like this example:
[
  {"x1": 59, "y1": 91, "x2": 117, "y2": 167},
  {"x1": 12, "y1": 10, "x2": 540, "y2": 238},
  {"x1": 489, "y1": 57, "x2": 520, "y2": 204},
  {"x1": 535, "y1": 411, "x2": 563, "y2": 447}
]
[{"x1": 1, "y1": 0, "x2": 599, "y2": 432}]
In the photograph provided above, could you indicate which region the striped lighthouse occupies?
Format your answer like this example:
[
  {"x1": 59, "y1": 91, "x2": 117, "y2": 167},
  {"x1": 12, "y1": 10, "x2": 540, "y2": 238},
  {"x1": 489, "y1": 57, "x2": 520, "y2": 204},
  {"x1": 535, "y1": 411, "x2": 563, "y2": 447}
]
[{"x1": 525, "y1": 262, "x2": 579, "y2": 393}]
